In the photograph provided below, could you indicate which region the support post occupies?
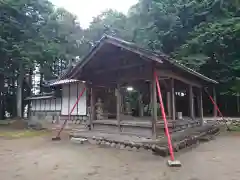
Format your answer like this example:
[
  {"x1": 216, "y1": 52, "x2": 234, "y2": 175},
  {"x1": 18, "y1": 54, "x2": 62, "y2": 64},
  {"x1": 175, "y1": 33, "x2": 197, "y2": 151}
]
[
  {"x1": 151, "y1": 76, "x2": 157, "y2": 139},
  {"x1": 138, "y1": 92, "x2": 144, "y2": 117},
  {"x1": 189, "y1": 85, "x2": 194, "y2": 119},
  {"x1": 171, "y1": 79, "x2": 176, "y2": 121},
  {"x1": 167, "y1": 92, "x2": 171, "y2": 118},
  {"x1": 116, "y1": 84, "x2": 121, "y2": 132},
  {"x1": 198, "y1": 88, "x2": 204, "y2": 125},
  {"x1": 90, "y1": 87, "x2": 95, "y2": 130},
  {"x1": 213, "y1": 87, "x2": 217, "y2": 118}
]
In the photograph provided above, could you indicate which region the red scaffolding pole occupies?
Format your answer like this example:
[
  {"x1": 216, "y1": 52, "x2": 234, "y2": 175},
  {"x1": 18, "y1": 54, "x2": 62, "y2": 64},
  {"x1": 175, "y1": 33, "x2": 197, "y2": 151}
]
[
  {"x1": 154, "y1": 71, "x2": 175, "y2": 161},
  {"x1": 55, "y1": 87, "x2": 86, "y2": 138}
]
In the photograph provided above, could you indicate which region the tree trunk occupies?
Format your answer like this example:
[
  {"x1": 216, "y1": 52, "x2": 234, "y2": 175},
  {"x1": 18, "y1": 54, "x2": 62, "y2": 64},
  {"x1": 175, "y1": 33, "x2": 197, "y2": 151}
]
[
  {"x1": 27, "y1": 68, "x2": 33, "y2": 118},
  {"x1": 11, "y1": 77, "x2": 17, "y2": 117},
  {"x1": 237, "y1": 93, "x2": 240, "y2": 114},
  {"x1": 17, "y1": 63, "x2": 24, "y2": 118},
  {"x1": 40, "y1": 71, "x2": 44, "y2": 93},
  {"x1": 0, "y1": 74, "x2": 4, "y2": 120}
]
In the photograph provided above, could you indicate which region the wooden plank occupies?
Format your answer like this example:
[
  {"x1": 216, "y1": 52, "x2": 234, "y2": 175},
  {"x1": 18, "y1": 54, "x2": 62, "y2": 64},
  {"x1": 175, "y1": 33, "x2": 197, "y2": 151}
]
[
  {"x1": 93, "y1": 63, "x2": 145, "y2": 75},
  {"x1": 90, "y1": 65, "x2": 152, "y2": 85},
  {"x1": 70, "y1": 41, "x2": 105, "y2": 78},
  {"x1": 105, "y1": 39, "x2": 163, "y2": 64},
  {"x1": 171, "y1": 78, "x2": 176, "y2": 121},
  {"x1": 189, "y1": 85, "x2": 195, "y2": 119}
]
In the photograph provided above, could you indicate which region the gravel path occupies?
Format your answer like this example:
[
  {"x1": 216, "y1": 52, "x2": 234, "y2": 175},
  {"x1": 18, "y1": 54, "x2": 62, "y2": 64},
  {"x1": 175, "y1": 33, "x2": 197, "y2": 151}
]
[{"x1": 0, "y1": 134, "x2": 240, "y2": 180}]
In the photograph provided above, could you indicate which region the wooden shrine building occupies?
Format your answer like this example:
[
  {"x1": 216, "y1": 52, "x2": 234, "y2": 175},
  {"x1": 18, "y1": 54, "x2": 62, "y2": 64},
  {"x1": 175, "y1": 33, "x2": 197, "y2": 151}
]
[{"x1": 60, "y1": 35, "x2": 218, "y2": 138}]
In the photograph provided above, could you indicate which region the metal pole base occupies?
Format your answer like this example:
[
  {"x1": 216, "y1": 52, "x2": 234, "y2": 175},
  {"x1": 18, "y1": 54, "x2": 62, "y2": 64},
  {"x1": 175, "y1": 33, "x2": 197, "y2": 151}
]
[{"x1": 167, "y1": 160, "x2": 182, "y2": 167}]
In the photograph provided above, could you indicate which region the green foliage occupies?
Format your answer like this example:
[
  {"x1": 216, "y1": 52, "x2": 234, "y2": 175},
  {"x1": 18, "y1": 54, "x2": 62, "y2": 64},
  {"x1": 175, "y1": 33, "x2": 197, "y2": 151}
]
[
  {"x1": 0, "y1": 0, "x2": 239, "y2": 117},
  {"x1": 0, "y1": 0, "x2": 86, "y2": 118},
  {"x1": 80, "y1": 0, "x2": 239, "y2": 115}
]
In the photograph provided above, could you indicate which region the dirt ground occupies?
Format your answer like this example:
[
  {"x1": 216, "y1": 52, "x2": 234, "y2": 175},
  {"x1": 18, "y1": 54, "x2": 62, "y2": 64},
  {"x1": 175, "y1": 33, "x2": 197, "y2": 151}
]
[{"x1": 0, "y1": 133, "x2": 240, "y2": 180}]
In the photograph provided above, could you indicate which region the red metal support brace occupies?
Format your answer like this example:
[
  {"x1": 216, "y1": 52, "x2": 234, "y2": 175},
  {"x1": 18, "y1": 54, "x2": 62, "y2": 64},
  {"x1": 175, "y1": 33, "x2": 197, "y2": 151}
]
[
  {"x1": 154, "y1": 71, "x2": 175, "y2": 161},
  {"x1": 55, "y1": 87, "x2": 86, "y2": 138},
  {"x1": 204, "y1": 88, "x2": 224, "y2": 119}
]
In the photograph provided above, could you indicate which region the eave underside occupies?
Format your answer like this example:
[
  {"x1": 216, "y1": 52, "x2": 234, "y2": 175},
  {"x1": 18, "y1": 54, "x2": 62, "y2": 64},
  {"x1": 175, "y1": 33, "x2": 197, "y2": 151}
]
[{"x1": 72, "y1": 42, "x2": 214, "y2": 88}]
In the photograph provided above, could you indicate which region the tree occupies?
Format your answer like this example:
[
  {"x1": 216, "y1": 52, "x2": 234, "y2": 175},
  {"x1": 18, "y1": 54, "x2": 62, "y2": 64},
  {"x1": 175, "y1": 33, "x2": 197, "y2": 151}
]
[
  {"x1": 0, "y1": 0, "x2": 239, "y2": 117},
  {"x1": 0, "y1": 0, "x2": 85, "y2": 118},
  {"x1": 83, "y1": 10, "x2": 132, "y2": 46}
]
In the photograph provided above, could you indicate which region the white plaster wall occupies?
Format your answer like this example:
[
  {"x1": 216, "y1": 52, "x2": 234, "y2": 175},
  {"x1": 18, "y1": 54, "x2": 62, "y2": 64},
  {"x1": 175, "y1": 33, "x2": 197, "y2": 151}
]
[
  {"x1": 45, "y1": 99, "x2": 50, "y2": 111},
  {"x1": 77, "y1": 82, "x2": 87, "y2": 115},
  {"x1": 31, "y1": 100, "x2": 36, "y2": 111},
  {"x1": 61, "y1": 82, "x2": 86, "y2": 115},
  {"x1": 70, "y1": 83, "x2": 78, "y2": 115},
  {"x1": 55, "y1": 98, "x2": 61, "y2": 111},
  {"x1": 40, "y1": 100, "x2": 45, "y2": 111},
  {"x1": 61, "y1": 84, "x2": 70, "y2": 115},
  {"x1": 35, "y1": 99, "x2": 41, "y2": 111},
  {"x1": 50, "y1": 99, "x2": 55, "y2": 111},
  {"x1": 31, "y1": 98, "x2": 61, "y2": 112}
]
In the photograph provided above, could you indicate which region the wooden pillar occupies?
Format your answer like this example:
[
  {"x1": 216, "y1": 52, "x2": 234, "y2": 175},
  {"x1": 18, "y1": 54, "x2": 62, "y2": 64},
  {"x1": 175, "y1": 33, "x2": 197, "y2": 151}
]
[
  {"x1": 151, "y1": 76, "x2": 157, "y2": 139},
  {"x1": 90, "y1": 87, "x2": 96, "y2": 130},
  {"x1": 198, "y1": 88, "x2": 204, "y2": 125},
  {"x1": 213, "y1": 87, "x2": 217, "y2": 117},
  {"x1": 167, "y1": 92, "x2": 171, "y2": 118},
  {"x1": 171, "y1": 78, "x2": 176, "y2": 121},
  {"x1": 116, "y1": 84, "x2": 121, "y2": 132},
  {"x1": 120, "y1": 91, "x2": 124, "y2": 113},
  {"x1": 189, "y1": 85, "x2": 194, "y2": 119},
  {"x1": 138, "y1": 92, "x2": 144, "y2": 117}
]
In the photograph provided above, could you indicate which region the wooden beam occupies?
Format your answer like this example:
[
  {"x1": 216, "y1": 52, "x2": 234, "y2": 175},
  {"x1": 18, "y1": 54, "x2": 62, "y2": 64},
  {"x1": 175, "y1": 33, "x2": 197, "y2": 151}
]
[
  {"x1": 171, "y1": 78, "x2": 176, "y2": 121},
  {"x1": 161, "y1": 79, "x2": 170, "y2": 90},
  {"x1": 116, "y1": 84, "x2": 121, "y2": 132},
  {"x1": 88, "y1": 65, "x2": 152, "y2": 86},
  {"x1": 189, "y1": 85, "x2": 195, "y2": 119},
  {"x1": 93, "y1": 63, "x2": 145, "y2": 75},
  {"x1": 198, "y1": 88, "x2": 204, "y2": 125},
  {"x1": 70, "y1": 42, "x2": 105, "y2": 79},
  {"x1": 151, "y1": 76, "x2": 157, "y2": 139},
  {"x1": 106, "y1": 39, "x2": 163, "y2": 64},
  {"x1": 156, "y1": 69, "x2": 202, "y2": 88}
]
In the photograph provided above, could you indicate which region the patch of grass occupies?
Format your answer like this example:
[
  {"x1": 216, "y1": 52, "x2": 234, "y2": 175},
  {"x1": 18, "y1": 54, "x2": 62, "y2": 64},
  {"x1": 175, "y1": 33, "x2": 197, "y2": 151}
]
[
  {"x1": 0, "y1": 120, "x2": 11, "y2": 126},
  {"x1": 228, "y1": 125, "x2": 240, "y2": 132},
  {"x1": 0, "y1": 130, "x2": 50, "y2": 138}
]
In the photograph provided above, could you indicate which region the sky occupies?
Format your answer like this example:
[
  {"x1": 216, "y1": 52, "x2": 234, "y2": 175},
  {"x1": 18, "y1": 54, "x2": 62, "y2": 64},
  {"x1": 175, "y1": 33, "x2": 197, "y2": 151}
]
[{"x1": 50, "y1": 0, "x2": 138, "y2": 28}]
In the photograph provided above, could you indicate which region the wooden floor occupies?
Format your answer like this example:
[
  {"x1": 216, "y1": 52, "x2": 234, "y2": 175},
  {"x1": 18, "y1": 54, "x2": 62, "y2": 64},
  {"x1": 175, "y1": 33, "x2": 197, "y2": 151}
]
[
  {"x1": 70, "y1": 121, "x2": 219, "y2": 145},
  {"x1": 92, "y1": 118, "x2": 201, "y2": 128},
  {"x1": 91, "y1": 117, "x2": 202, "y2": 137},
  {"x1": 93, "y1": 119, "x2": 152, "y2": 127},
  {"x1": 70, "y1": 117, "x2": 239, "y2": 140},
  {"x1": 70, "y1": 130, "x2": 157, "y2": 144}
]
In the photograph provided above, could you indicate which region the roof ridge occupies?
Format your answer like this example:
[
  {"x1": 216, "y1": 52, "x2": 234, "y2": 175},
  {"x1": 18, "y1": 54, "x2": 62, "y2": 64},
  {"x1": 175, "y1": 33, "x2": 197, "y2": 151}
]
[{"x1": 61, "y1": 34, "x2": 217, "y2": 84}]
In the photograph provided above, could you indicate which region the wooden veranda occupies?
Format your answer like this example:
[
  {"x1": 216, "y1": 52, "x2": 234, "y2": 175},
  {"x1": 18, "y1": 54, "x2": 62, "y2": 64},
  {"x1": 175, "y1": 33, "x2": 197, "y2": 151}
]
[{"x1": 63, "y1": 35, "x2": 218, "y2": 139}]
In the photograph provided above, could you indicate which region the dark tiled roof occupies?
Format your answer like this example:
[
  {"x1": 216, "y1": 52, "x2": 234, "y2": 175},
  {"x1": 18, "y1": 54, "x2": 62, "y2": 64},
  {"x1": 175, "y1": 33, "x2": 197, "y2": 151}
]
[{"x1": 62, "y1": 35, "x2": 218, "y2": 84}]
